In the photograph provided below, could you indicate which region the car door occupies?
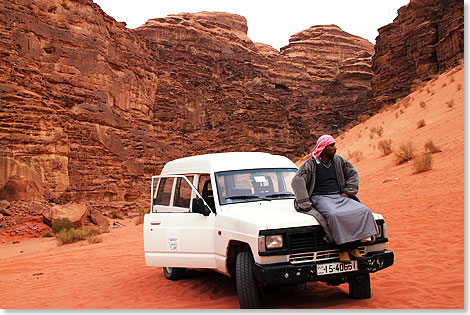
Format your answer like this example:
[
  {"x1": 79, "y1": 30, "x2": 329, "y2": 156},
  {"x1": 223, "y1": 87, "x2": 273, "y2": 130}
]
[{"x1": 143, "y1": 174, "x2": 217, "y2": 269}]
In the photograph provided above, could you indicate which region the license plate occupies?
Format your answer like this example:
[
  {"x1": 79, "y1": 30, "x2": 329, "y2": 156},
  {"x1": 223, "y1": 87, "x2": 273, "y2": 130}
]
[{"x1": 317, "y1": 261, "x2": 358, "y2": 275}]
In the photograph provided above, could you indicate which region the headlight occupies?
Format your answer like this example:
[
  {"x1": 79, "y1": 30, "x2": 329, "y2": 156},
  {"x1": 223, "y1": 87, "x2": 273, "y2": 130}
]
[{"x1": 266, "y1": 235, "x2": 283, "y2": 249}]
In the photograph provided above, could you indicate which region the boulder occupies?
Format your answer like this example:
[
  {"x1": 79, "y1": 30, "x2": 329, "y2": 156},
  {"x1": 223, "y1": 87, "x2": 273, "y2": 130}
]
[
  {"x1": 90, "y1": 210, "x2": 110, "y2": 227},
  {"x1": 0, "y1": 200, "x2": 10, "y2": 209},
  {"x1": 42, "y1": 203, "x2": 89, "y2": 228}
]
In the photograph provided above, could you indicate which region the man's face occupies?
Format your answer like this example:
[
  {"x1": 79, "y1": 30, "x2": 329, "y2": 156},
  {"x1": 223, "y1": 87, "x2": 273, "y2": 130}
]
[{"x1": 323, "y1": 143, "x2": 337, "y2": 158}]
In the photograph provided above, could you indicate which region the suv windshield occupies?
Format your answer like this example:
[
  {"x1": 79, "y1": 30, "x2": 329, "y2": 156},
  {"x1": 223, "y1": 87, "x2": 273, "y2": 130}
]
[{"x1": 215, "y1": 168, "x2": 297, "y2": 205}]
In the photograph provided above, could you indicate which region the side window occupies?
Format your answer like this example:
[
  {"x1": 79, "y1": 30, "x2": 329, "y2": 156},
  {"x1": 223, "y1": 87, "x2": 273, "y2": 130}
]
[
  {"x1": 174, "y1": 176, "x2": 194, "y2": 209},
  {"x1": 155, "y1": 177, "x2": 173, "y2": 206},
  {"x1": 198, "y1": 174, "x2": 211, "y2": 193}
]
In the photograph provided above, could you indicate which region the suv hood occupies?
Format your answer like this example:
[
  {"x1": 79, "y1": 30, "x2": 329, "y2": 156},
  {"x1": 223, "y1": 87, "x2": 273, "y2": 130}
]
[{"x1": 219, "y1": 200, "x2": 320, "y2": 230}]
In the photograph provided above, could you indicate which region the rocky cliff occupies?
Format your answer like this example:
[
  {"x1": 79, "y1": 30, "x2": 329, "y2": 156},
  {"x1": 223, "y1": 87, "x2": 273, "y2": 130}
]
[
  {"x1": 369, "y1": 0, "x2": 464, "y2": 109},
  {"x1": 0, "y1": 0, "x2": 373, "y2": 229}
]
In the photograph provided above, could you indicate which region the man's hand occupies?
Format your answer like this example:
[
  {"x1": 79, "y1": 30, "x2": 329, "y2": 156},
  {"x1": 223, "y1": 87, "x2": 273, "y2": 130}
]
[{"x1": 341, "y1": 193, "x2": 350, "y2": 198}]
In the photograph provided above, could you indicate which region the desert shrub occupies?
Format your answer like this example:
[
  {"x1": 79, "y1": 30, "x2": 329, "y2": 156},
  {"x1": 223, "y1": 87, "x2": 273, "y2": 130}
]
[
  {"x1": 424, "y1": 140, "x2": 442, "y2": 153},
  {"x1": 371, "y1": 125, "x2": 384, "y2": 137},
  {"x1": 348, "y1": 150, "x2": 364, "y2": 162},
  {"x1": 430, "y1": 90, "x2": 435, "y2": 95},
  {"x1": 403, "y1": 97, "x2": 411, "y2": 108},
  {"x1": 51, "y1": 218, "x2": 74, "y2": 234},
  {"x1": 345, "y1": 120, "x2": 360, "y2": 132},
  {"x1": 420, "y1": 101, "x2": 426, "y2": 108},
  {"x1": 110, "y1": 210, "x2": 124, "y2": 220},
  {"x1": 55, "y1": 228, "x2": 89, "y2": 244},
  {"x1": 417, "y1": 119, "x2": 426, "y2": 128},
  {"x1": 394, "y1": 141, "x2": 416, "y2": 165},
  {"x1": 457, "y1": 83, "x2": 462, "y2": 91},
  {"x1": 442, "y1": 82, "x2": 447, "y2": 87},
  {"x1": 55, "y1": 225, "x2": 108, "y2": 245},
  {"x1": 87, "y1": 236, "x2": 103, "y2": 244},
  {"x1": 378, "y1": 139, "x2": 393, "y2": 156},
  {"x1": 426, "y1": 87, "x2": 431, "y2": 94},
  {"x1": 358, "y1": 114, "x2": 370, "y2": 123},
  {"x1": 411, "y1": 79, "x2": 425, "y2": 91},
  {"x1": 413, "y1": 153, "x2": 433, "y2": 173},
  {"x1": 450, "y1": 76, "x2": 455, "y2": 83},
  {"x1": 395, "y1": 112, "x2": 399, "y2": 119},
  {"x1": 42, "y1": 230, "x2": 54, "y2": 237},
  {"x1": 446, "y1": 99, "x2": 455, "y2": 109},
  {"x1": 369, "y1": 132, "x2": 374, "y2": 139}
]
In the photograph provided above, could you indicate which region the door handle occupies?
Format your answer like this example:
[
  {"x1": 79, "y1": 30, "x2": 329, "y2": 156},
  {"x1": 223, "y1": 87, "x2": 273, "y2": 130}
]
[{"x1": 151, "y1": 221, "x2": 161, "y2": 225}]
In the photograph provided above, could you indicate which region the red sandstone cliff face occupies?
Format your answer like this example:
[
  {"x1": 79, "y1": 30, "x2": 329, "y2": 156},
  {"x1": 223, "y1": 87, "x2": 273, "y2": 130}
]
[
  {"x1": 136, "y1": 17, "x2": 374, "y2": 151},
  {"x1": 0, "y1": 0, "x2": 374, "y2": 227},
  {"x1": 369, "y1": 0, "x2": 464, "y2": 109}
]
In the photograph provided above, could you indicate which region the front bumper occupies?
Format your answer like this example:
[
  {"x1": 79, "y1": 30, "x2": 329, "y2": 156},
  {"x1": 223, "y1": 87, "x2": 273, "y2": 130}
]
[{"x1": 253, "y1": 250, "x2": 394, "y2": 285}]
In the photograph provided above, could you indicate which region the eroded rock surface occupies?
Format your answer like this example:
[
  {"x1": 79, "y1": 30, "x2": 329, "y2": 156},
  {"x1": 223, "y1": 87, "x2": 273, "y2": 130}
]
[
  {"x1": 369, "y1": 0, "x2": 464, "y2": 109},
  {"x1": 0, "y1": 0, "x2": 375, "y2": 221}
]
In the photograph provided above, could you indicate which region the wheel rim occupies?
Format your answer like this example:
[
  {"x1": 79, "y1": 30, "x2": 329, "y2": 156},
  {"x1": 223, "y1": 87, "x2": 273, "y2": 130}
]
[{"x1": 164, "y1": 267, "x2": 172, "y2": 273}]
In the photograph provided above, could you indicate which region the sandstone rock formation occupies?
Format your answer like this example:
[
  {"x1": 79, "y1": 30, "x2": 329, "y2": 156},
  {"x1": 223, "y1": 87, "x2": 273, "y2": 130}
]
[
  {"x1": 42, "y1": 203, "x2": 89, "y2": 227},
  {"x1": 1, "y1": 0, "x2": 375, "y2": 222},
  {"x1": 369, "y1": 0, "x2": 464, "y2": 109}
]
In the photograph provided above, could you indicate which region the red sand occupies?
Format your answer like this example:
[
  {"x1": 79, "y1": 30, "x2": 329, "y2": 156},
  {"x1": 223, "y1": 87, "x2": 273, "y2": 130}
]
[{"x1": 0, "y1": 66, "x2": 464, "y2": 309}]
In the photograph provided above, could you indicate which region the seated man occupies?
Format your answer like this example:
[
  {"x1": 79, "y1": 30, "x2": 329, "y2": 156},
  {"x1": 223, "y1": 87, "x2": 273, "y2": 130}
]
[{"x1": 292, "y1": 135, "x2": 377, "y2": 262}]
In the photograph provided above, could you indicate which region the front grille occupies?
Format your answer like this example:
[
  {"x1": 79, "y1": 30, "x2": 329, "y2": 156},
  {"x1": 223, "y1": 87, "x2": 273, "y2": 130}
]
[
  {"x1": 289, "y1": 229, "x2": 328, "y2": 251},
  {"x1": 289, "y1": 247, "x2": 366, "y2": 264}
]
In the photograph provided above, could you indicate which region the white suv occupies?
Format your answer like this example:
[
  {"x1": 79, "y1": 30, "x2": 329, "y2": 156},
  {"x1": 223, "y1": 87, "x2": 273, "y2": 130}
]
[{"x1": 143, "y1": 152, "x2": 394, "y2": 308}]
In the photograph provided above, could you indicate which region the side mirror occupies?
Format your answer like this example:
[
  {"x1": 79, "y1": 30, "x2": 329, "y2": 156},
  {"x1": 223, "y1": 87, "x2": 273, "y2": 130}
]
[{"x1": 192, "y1": 198, "x2": 211, "y2": 216}]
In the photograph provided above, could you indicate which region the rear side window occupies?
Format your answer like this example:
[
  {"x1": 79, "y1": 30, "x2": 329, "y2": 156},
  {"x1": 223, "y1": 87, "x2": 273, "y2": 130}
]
[
  {"x1": 174, "y1": 176, "x2": 194, "y2": 209},
  {"x1": 155, "y1": 178, "x2": 173, "y2": 206}
]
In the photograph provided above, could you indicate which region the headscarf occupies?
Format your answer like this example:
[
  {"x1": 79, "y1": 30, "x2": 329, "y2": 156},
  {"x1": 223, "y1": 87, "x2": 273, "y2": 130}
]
[{"x1": 311, "y1": 135, "x2": 336, "y2": 163}]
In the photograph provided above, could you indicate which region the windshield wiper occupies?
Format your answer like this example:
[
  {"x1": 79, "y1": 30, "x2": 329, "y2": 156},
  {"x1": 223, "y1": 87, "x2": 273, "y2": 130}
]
[
  {"x1": 265, "y1": 192, "x2": 295, "y2": 199},
  {"x1": 225, "y1": 195, "x2": 270, "y2": 201}
]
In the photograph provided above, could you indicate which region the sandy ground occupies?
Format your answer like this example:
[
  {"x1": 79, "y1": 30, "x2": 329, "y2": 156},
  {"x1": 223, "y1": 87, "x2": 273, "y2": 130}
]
[{"x1": 0, "y1": 66, "x2": 464, "y2": 309}]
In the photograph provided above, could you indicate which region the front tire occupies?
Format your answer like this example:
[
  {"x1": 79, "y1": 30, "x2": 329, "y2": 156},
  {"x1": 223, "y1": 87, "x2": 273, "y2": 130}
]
[
  {"x1": 235, "y1": 251, "x2": 263, "y2": 309},
  {"x1": 348, "y1": 272, "x2": 371, "y2": 299},
  {"x1": 163, "y1": 267, "x2": 186, "y2": 281}
]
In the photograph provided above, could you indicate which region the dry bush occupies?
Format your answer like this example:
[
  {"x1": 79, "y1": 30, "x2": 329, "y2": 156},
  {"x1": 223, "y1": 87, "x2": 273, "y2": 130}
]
[
  {"x1": 442, "y1": 82, "x2": 447, "y2": 87},
  {"x1": 348, "y1": 150, "x2": 364, "y2": 162},
  {"x1": 446, "y1": 99, "x2": 455, "y2": 109},
  {"x1": 369, "y1": 132, "x2": 374, "y2": 139},
  {"x1": 42, "y1": 230, "x2": 54, "y2": 237},
  {"x1": 358, "y1": 114, "x2": 370, "y2": 123},
  {"x1": 430, "y1": 90, "x2": 435, "y2": 95},
  {"x1": 424, "y1": 140, "x2": 442, "y2": 153},
  {"x1": 400, "y1": 109, "x2": 404, "y2": 114},
  {"x1": 457, "y1": 83, "x2": 462, "y2": 91},
  {"x1": 345, "y1": 120, "x2": 360, "y2": 132},
  {"x1": 88, "y1": 236, "x2": 103, "y2": 244},
  {"x1": 450, "y1": 76, "x2": 455, "y2": 83},
  {"x1": 403, "y1": 97, "x2": 411, "y2": 108},
  {"x1": 420, "y1": 101, "x2": 426, "y2": 108},
  {"x1": 371, "y1": 125, "x2": 384, "y2": 137},
  {"x1": 378, "y1": 139, "x2": 393, "y2": 156},
  {"x1": 55, "y1": 225, "x2": 108, "y2": 245},
  {"x1": 394, "y1": 141, "x2": 416, "y2": 165},
  {"x1": 51, "y1": 218, "x2": 74, "y2": 234},
  {"x1": 395, "y1": 112, "x2": 399, "y2": 119},
  {"x1": 417, "y1": 119, "x2": 426, "y2": 128},
  {"x1": 411, "y1": 79, "x2": 426, "y2": 92},
  {"x1": 413, "y1": 153, "x2": 433, "y2": 173}
]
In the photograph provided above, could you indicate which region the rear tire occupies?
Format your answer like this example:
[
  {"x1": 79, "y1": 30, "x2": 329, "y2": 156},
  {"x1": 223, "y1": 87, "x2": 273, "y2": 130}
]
[
  {"x1": 348, "y1": 272, "x2": 371, "y2": 299},
  {"x1": 163, "y1": 267, "x2": 186, "y2": 281},
  {"x1": 235, "y1": 251, "x2": 263, "y2": 309}
]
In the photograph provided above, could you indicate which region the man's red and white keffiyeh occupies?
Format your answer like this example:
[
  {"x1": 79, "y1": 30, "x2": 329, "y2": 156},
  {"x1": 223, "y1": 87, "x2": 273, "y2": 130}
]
[{"x1": 311, "y1": 135, "x2": 336, "y2": 163}]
